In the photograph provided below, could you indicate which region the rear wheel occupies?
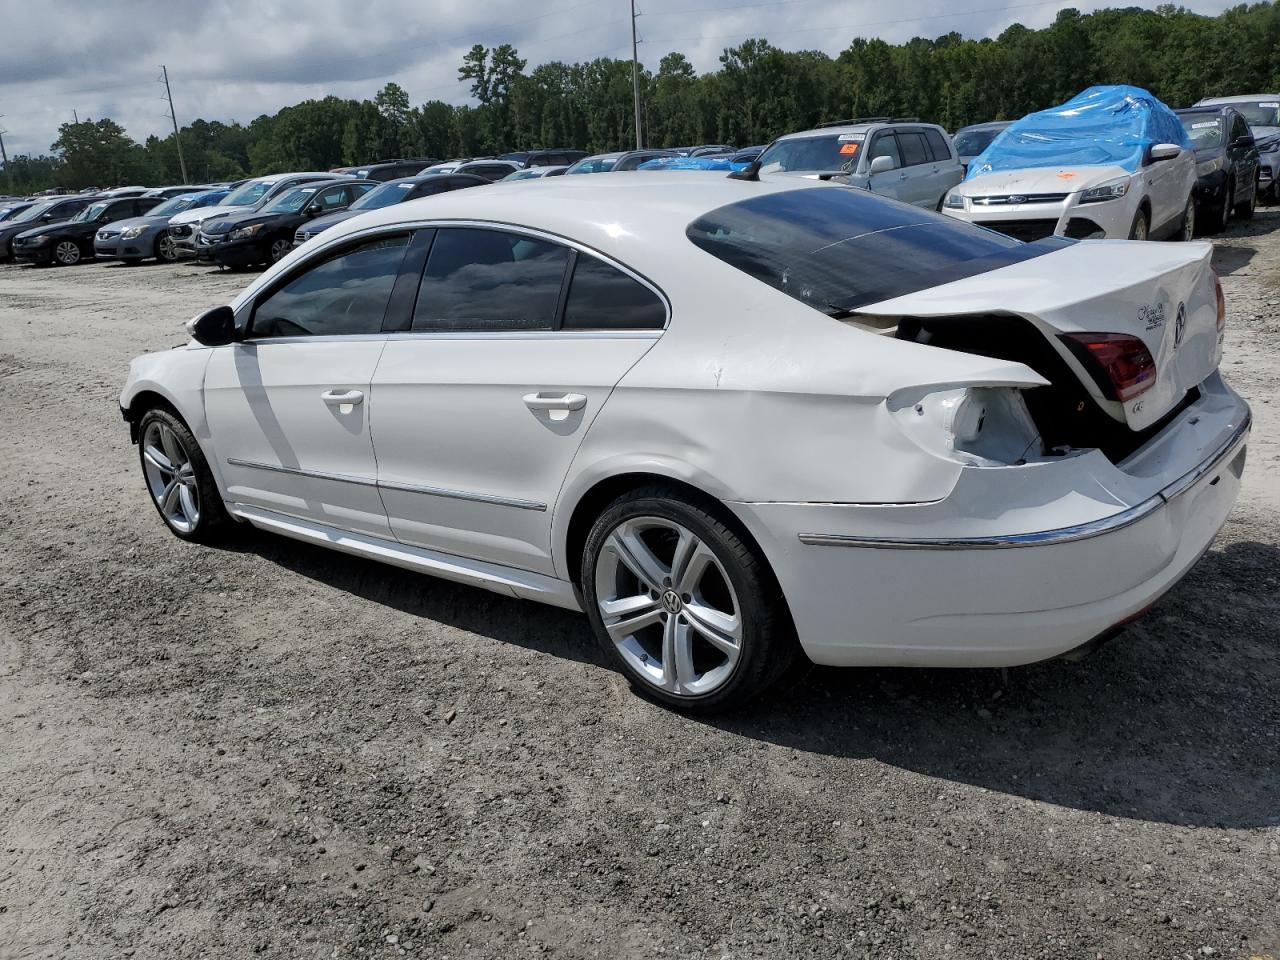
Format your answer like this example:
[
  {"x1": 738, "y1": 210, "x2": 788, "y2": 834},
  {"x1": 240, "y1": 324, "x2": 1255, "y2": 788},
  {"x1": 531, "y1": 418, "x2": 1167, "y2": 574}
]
[
  {"x1": 137, "y1": 408, "x2": 231, "y2": 543},
  {"x1": 1128, "y1": 208, "x2": 1150, "y2": 241},
  {"x1": 53, "y1": 240, "x2": 82, "y2": 265},
  {"x1": 582, "y1": 486, "x2": 801, "y2": 711},
  {"x1": 1234, "y1": 177, "x2": 1257, "y2": 220}
]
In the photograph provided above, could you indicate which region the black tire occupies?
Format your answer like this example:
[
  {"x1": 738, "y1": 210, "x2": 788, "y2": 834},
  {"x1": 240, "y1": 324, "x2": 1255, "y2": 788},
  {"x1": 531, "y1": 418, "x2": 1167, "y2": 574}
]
[
  {"x1": 1128, "y1": 207, "x2": 1150, "y2": 241},
  {"x1": 1174, "y1": 195, "x2": 1196, "y2": 242},
  {"x1": 581, "y1": 485, "x2": 802, "y2": 712},
  {"x1": 136, "y1": 407, "x2": 232, "y2": 544},
  {"x1": 1234, "y1": 177, "x2": 1257, "y2": 220}
]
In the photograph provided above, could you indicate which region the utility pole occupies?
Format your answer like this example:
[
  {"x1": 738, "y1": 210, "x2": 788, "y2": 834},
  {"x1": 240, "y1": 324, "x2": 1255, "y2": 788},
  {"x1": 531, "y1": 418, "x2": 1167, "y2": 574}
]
[
  {"x1": 0, "y1": 119, "x2": 11, "y2": 195},
  {"x1": 73, "y1": 109, "x2": 79, "y2": 124},
  {"x1": 161, "y1": 65, "x2": 189, "y2": 184},
  {"x1": 630, "y1": 0, "x2": 642, "y2": 149}
]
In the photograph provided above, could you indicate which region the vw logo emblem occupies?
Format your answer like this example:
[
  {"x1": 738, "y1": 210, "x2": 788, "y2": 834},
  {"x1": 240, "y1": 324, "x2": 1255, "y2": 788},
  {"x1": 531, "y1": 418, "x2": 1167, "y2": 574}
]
[
  {"x1": 660, "y1": 590, "x2": 683, "y2": 614},
  {"x1": 1174, "y1": 302, "x2": 1186, "y2": 348}
]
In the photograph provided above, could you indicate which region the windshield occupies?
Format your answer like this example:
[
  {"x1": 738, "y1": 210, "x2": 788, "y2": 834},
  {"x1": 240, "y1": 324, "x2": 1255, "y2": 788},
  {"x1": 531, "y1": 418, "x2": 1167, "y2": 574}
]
[
  {"x1": 502, "y1": 169, "x2": 542, "y2": 181},
  {"x1": 1181, "y1": 116, "x2": 1225, "y2": 150},
  {"x1": 10, "y1": 201, "x2": 55, "y2": 223},
  {"x1": 953, "y1": 127, "x2": 1004, "y2": 157},
  {"x1": 758, "y1": 134, "x2": 862, "y2": 174},
  {"x1": 0, "y1": 204, "x2": 29, "y2": 221},
  {"x1": 219, "y1": 180, "x2": 273, "y2": 207},
  {"x1": 567, "y1": 156, "x2": 617, "y2": 174},
  {"x1": 71, "y1": 201, "x2": 109, "y2": 223},
  {"x1": 349, "y1": 181, "x2": 414, "y2": 210},
  {"x1": 1233, "y1": 101, "x2": 1280, "y2": 128},
  {"x1": 686, "y1": 188, "x2": 1064, "y2": 314},
  {"x1": 263, "y1": 187, "x2": 318, "y2": 214},
  {"x1": 149, "y1": 195, "x2": 197, "y2": 217}
]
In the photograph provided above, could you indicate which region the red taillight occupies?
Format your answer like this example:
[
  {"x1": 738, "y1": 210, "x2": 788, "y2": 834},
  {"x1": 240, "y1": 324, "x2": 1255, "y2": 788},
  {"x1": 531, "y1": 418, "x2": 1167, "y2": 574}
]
[
  {"x1": 1061, "y1": 332, "x2": 1157, "y2": 403},
  {"x1": 1213, "y1": 272, "x2": 1226, "y2": 331}
]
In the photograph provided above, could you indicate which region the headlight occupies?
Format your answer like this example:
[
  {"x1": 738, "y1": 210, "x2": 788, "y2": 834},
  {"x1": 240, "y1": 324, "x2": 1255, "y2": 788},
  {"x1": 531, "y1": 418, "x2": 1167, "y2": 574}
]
[
  {"x1": 1079, "y1": 177, "x2": 1131, "y2": 204},
  {"x1": 943, "y1": 192, "x2": 965, "y2": 209},
  {"x1": 229, "y1": 223, "x2": 264, "y2": 241},
  {"x1": 122, "y1": 225, "x2": 146, "y2": 239},
  {"x1": 29, "y1": 235, "x2": 52, "y2": 245},
  {"x1": 1260, "y1": 140, "x2": 1279, "y2": 154}
]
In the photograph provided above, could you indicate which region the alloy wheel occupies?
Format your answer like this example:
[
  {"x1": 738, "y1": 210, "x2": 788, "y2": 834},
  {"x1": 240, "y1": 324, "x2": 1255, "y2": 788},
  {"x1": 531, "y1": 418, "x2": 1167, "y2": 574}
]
[
  {"x1": 269, "y1": 239, "x2": 291, "y2": 263},
  {"x1": 594, "y1": 516, "x2": 742, "y2": 697},
  {"x1": 141, "y1": 420, "x2": 200, "y2": 534},
  {"x1": 157, "y1": 232, "x2": 177, "y2": 262},
  {"x1": 1183, "y1": 199, "x2": 1197, "y2": 241},
  {"x1": 54, "y1": 241, "x2": 81, "y2": 265}
]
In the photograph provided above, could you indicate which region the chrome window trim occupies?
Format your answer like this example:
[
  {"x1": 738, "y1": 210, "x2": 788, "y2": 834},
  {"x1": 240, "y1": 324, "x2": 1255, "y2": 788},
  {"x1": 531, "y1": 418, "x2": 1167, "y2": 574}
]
[
  {"x1": 798, "y1": 412, "x2": 1250, "y2": 550},
  {"x1": 226, "y1": 457, "x2": 547, "y2": 512}
]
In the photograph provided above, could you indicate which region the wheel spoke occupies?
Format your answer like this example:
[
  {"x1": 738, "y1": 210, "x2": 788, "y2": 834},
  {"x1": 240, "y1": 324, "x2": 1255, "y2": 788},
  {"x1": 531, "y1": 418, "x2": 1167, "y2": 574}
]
[
  {"x1": 660, "y1": 616, "x2": 696, "y2": 692},
  {"x1": 178, "y1": 484, "x2": 198, "y2": 522},
  {"x1": 684, "y1": 601, "x2": 742, "y2": 656},
  {"x1": 160, "y1": 479, "x2": 181, "y2": 516},
  {"x1": 599, "y1": 593, "x2": 660, "y2": 620},
  {"x1": 606, "y1": 525, "x2": 669, "y2": 594},
  {"x1": 143, "y1": 444, "x2": 173, "y2": 474},
  {"x1": 159, "y1": 426, "x2": 185, "y2": 469},
  {"x1": 603, "y1": 602, "x2": 664, "y2": 642},
  {"x1": 674, "y1": 538, "x2": 719, "y2": 596}
]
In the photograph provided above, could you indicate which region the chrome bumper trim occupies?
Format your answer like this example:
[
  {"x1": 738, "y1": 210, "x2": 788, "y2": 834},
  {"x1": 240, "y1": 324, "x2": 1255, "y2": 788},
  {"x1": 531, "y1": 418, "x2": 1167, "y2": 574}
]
[
  {"x1": 798, "y1": 410, "x2": 1250, "y2": 550},
  {"x1": 225, "y1": 458, "x2": 546, "y2": 512}
]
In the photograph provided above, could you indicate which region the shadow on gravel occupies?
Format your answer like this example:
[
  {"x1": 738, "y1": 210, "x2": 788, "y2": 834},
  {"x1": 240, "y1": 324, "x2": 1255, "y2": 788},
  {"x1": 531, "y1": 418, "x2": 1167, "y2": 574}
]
[
  {"x1": 1212, "y1": 244, "x2": 1256, "y2": 276},
  {"x1": 219, "y1": 527, "x2": 1279, "y2": 829}
]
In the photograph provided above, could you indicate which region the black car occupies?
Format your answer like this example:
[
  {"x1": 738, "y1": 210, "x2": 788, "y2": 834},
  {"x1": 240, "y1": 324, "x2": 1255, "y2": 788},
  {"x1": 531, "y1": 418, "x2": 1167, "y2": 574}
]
[
  {"x1": 499, "y1": 148, "x2": 589, "y2": 169},
  {"x1": 12, "y1": 195, "x2": 162, "y2": 266},
  {"x1": 1176, "y1": 106, "x2": 1261, "y2": 234},
  {"x1": 0, "y1": 196, "x2": 96, "y2": 262},
  {"x1": 337, "y1": 159, "x2": 440, "y2": 181},
  {"x1": 195, "y1": 179, "x2": 376, "y2": 268},
  {"x1": 293, "y1": 173, "x2": 490, "y2": 247}
]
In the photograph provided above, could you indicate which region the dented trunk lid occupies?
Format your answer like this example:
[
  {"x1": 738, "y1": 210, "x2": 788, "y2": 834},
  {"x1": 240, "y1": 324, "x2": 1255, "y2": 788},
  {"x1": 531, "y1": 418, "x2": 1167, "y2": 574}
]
[{"x1": 858, "y1": 239, "x2": 1223, "y2": 432}]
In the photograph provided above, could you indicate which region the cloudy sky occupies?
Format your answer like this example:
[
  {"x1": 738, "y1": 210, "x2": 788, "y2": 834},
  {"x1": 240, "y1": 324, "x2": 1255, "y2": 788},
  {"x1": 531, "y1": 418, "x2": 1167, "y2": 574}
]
[{"x1": 0, "y1": 0, "x2": 1242, "y2": 157}]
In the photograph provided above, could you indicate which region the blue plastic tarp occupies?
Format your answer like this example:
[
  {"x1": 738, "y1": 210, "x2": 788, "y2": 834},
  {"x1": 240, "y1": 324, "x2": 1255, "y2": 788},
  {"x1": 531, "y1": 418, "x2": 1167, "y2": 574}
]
[
  {"x1": 637, "y1": 155, "x2": 733, "y2": 171},
  {"x1": 966, "y1": 85, "x2": 1192, "y2": 180}
]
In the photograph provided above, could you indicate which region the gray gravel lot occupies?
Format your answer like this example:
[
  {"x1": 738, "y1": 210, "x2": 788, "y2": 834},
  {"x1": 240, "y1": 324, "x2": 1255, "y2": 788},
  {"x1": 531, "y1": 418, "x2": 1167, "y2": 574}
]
[{"x1": 1, "y1": 216, "x2": 1278, "y2": 960}]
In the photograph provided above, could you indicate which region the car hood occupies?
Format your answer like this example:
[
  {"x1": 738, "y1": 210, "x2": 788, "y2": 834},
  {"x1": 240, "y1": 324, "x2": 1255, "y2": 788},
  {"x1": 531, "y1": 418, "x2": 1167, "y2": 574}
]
[
  {"x1": 956, "y1": 164, "x2": 1131, "y2": 196},
  {"x1": 169, "y1": 203, "x2": 252, "y2": 226},
  {"x1": 1, "y1": 218, "x2": 66, "y2": 240},
  {"x1": 14, "y1": 220, "x2": 83, "y2": 241},
  {"x1": 100, "y1": 215, "x2": 170, "y2": 233}
]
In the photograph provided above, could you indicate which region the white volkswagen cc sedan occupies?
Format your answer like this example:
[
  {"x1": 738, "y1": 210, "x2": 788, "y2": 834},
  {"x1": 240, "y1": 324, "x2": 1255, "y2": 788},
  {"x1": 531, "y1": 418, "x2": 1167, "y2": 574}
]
[{"x1": 120, "y1": 173, "x2": 1250, "y2": 711}]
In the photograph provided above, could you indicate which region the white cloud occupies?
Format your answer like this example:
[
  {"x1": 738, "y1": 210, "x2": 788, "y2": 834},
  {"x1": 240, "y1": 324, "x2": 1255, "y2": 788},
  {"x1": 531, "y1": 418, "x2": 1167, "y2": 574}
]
[{"x1": 0, "y1": 0, "x2": 1241, "y2": 158}]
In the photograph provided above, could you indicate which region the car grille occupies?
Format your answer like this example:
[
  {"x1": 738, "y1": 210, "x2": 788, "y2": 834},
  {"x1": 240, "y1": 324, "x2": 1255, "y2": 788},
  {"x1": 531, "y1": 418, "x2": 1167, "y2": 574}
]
[
  {"x1": 97, "y1": 230, "x2": 119, "y2": 241},
  {"x1": 975, "y1": 219, "x2": 1060, "y2": 242},
  {"x1": 294, "y1": 228, "x2": 309, "y2": 245},
  {"x1": 168, "y1": 224, "x2": 192, "y2": 239},
  {"x1": 968, "y1": 193, "x2": 1069, "y2": 206}
]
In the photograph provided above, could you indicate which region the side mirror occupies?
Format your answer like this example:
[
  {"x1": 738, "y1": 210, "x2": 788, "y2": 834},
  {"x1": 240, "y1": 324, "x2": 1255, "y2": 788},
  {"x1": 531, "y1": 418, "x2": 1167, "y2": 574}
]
[
  {"x1": 41, "y1": 213, "x2": 53, "y2": 221},
  {"x1": 869, "y1": 154, "x2": 897, "y2": 175},
  {"x1": 1149, "y1": 143, "x2": 1182, "y2": 163},
  {"x1": 305, "y1": 203, "x2": 323, "y2": 217},
  {"x1": 188, "y1": 305, "x2": 237, "y2": 347},
  {"x1": 1233, "y1": 135, "x2": 1255, "y2": 149}
]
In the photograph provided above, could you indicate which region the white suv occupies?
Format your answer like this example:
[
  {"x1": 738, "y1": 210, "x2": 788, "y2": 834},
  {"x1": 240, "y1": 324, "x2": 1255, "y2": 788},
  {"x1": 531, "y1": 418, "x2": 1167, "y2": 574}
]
[{"x1": 753, "y1": 120, "x2": 963, "y2": 209}]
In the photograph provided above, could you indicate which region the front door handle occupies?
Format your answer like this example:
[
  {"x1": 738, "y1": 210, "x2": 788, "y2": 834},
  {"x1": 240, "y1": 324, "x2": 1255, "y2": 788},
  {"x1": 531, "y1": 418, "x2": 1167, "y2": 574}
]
[
  {"x1": 321, "y1": 389, "x2": 364, "y2": 405},
  {"x1": 523, "y1": 392, "x2": 587, "y2": 412}
]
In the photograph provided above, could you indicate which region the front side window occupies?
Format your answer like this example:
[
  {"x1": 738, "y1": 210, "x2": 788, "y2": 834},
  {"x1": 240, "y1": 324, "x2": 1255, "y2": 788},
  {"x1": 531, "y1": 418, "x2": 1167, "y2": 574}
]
[
  {"x1": 412, "y1": 228, "x2": 569, "y2": 332},
  {"x1": 562, "y1": 255, "x2": 665, "y2": 330},
  {"x1": 316, "y1": 185, "x2": 349, "y2": 210},
  {"x1": 867, "y1": 133, "x2": 902, "y2": 169},
  {"x1": 72, "y1": 201, "x2": 110, "y2": 223},
  {"x1": 251, "y1": 235, "x2": 410, "y2": 339},
  {"x1": 686, "y1": 188, "x2": 1064, "y2": 315}
]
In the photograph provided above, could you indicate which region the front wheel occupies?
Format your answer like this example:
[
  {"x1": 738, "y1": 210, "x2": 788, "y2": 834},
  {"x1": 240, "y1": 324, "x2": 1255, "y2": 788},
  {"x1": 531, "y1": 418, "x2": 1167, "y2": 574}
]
[
  {"x1": 268, "y1": 237, "x2": 292, "y2": 264},
  {"x1": 1128, "y1": 208, "x2": 1150, "y2": 241},
  {"x1": 53, "y1": 240, "x2": 82, "y2": 265},
  {"x1": 138, "y1": 408, "x2": 231, "y2": 543},
  {"x1": 155, "y1": 230, "x2": 179, "y2": 263},
  {"x1": 581, "y1": 486, "x2": 801, "y2": 711}
]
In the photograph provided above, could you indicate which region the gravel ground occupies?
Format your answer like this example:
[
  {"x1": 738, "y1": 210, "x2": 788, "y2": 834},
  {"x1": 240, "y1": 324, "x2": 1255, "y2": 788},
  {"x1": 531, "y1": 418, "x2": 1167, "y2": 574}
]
[{"x1": 1, "y1": 216, "x2": 1278, "y2": 960}]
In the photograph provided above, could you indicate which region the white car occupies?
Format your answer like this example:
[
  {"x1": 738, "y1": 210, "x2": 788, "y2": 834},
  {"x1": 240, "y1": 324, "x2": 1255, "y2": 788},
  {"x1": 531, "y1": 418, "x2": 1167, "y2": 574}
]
[
  {"x1": 942, "y1": 152, "x2": 1198, "y2": 241},
  {"x1": 120, "y1": 174, "x2": 1250, "y2": 710},
  {"x1": 165, "y1": 173, "x2": 339, "y2": 257}
]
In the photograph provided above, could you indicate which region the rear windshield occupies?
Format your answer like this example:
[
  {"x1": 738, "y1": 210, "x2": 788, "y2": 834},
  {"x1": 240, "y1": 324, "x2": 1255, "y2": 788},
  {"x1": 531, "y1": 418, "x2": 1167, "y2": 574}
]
[
  {"x1": 953, "y1": 127, "x2": 1004, "y2": 156},
  {"x1": 686, "y1": 188, "x2": 1067, "y2": 314}
]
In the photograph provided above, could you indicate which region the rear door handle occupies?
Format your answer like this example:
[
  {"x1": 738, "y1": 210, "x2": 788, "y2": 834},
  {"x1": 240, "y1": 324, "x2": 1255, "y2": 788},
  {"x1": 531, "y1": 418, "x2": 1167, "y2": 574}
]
[
  {"x1": 321, "y1": 389, "x2": 364, "y2": 405},
  {"x1": 523, "y1": 392, "x2": 587, "y2": 412}
]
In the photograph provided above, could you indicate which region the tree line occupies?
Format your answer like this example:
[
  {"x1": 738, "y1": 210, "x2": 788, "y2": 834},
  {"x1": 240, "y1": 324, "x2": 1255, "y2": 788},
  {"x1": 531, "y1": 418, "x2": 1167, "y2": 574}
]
[{"x1": 4, "y1": 2, "x2": 1279, "y2": 194}]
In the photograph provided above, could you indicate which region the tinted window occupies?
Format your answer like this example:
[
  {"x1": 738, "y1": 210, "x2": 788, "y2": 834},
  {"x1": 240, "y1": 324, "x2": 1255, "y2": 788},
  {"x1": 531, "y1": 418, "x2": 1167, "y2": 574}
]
[
  {"x1": 412, "y1": 228, "x2": 570, "y2": 332},
  {"x1": 686, "y1": 188, "x2": 1064, "y2": 315},
  {"x1": 925, "y1": 129, "x2": 951, "y2": 162},
  {"x1": 952, "y1": 127, "x2": 1003, "y2": 157},
  {"x1": 252, "y1": 235, "x2": 409, "y2": 338},
  {"x1": 563, "y1": 255, "x2": 665, "y2": 330},
  {"x1": 316, "y1": 185, "x2": 349, "y2": 210},
  {"x1": 868, "y1": 133, "x2": 902, "y2": 168},
  {"x1": 898, "y1": 132, "x2": 929, "y2": 167}
]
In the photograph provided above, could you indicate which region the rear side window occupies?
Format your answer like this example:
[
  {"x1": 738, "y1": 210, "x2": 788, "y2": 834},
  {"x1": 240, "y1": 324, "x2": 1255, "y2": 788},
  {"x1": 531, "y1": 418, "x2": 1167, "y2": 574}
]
[
  {"x1": 252, "y1": 235, "x2": 409, "y2": 338},
  {"x1": 925, "y1": 129, "x2": 952, "y2": 162},
  {"x1": 412, "y1": 228, "x2": 570, "y2": 332},
  {"x1": 563, "y1": 255, "x2": 665, "y2": 330},
  {"x1": 898, "y1": 132, "x2": 929, "y2": 167},
  {"x1": 686, "y1": 188, "x2": 1064, "y2": 315}
]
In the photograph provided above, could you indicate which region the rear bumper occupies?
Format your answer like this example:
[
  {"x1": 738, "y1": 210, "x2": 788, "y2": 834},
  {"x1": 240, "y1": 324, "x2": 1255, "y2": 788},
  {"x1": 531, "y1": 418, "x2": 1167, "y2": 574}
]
[{"x1": 730, "y1": 378, "x2": 1250, "y2": 668}]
